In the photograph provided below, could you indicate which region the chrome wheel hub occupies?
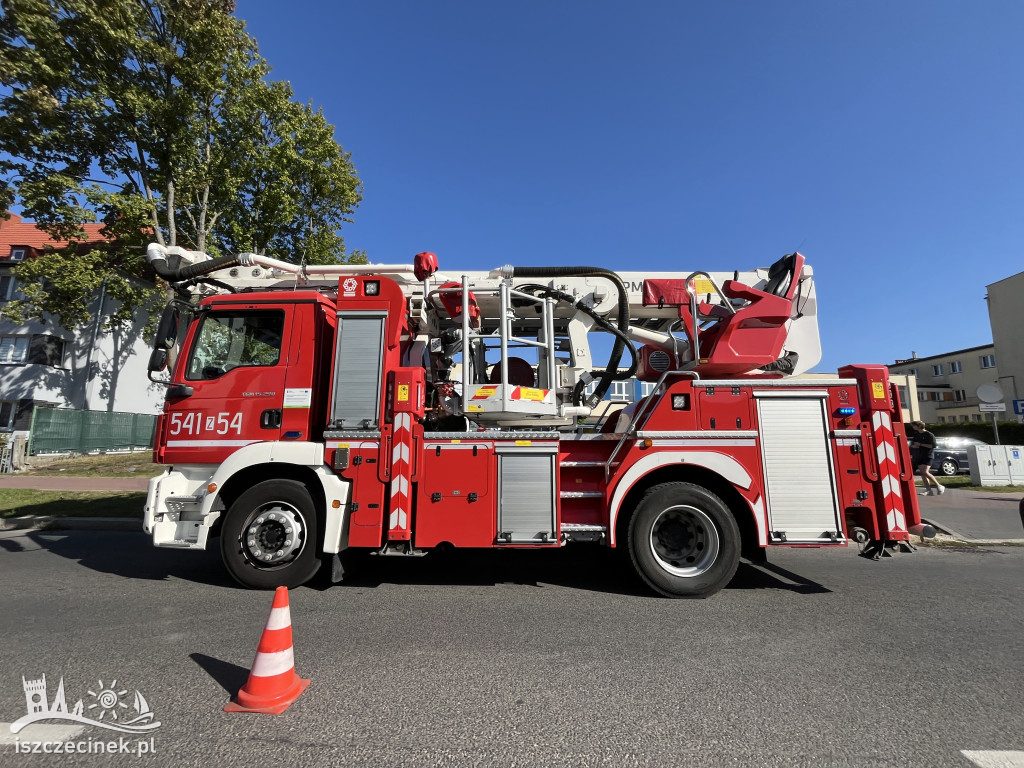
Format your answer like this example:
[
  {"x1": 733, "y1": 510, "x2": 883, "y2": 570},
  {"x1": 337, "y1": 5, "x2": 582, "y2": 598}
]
[
  {"x1": 649, "y1": 505, "x2": 720, "y2": 578},
  {"x1": 243, "y1": 503, "x2": 304, "y2": 566}
]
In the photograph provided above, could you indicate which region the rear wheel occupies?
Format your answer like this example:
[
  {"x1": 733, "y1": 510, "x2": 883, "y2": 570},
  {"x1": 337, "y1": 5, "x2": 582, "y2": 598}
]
[
  {"x1": 628, "y1": 482, "x2": 741, "y2": 598},
  {"x1": 220, "y1": 479, "x2": 321, "y2": 589},
  {"x1": 939, "y1": 458, "x2": 958, "y2": 476}
]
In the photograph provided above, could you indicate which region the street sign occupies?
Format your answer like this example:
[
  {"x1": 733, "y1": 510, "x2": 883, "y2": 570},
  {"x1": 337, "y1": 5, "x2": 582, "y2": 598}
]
[
  {"x1": 979, "y1": 403, "x2": 1006, "y2": 412},
  {"x1": 1014, "y1": 399, "x2": 1024, "y2": 415}
]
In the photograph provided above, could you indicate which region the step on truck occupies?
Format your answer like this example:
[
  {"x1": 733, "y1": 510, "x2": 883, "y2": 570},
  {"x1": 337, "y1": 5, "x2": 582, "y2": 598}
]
[{"x1": 142, "y1": 244, "x2": 932, "y2": 597}]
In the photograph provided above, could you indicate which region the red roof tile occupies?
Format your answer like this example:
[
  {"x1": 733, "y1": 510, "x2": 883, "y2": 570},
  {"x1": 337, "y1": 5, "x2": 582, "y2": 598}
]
[{"x1": 0, "y1": 212, "x2": 110, "y2": 256}]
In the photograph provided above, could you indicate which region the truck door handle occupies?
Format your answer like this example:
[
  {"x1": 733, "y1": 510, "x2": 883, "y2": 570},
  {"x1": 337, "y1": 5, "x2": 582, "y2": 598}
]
[{"x1": 260, "y1": 409, "x2": 282, "y2": 429}]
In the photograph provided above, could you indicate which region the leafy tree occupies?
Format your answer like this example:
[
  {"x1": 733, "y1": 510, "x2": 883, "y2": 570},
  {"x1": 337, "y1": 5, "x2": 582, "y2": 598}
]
[{"x1": 0, "y1": 0, "x2": 363, "y2": 330}]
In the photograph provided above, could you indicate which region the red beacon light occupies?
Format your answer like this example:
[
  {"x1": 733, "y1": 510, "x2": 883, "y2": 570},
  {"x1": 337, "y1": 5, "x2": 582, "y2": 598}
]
[{"x1": 414, "y1": 251, "x2": 439, "y2": 281}]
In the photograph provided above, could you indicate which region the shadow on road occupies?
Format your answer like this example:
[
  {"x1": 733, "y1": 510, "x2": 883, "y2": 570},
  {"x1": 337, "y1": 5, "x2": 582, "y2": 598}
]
[
  {"x1": 0, "y1": 537, "x2": 25, "y2": 552},
  {"x1": 317, "y1": 546, "x2": 832, "y2": 597},
  {"x1": 25, "y1": 529, "x2": 235, "y2": 588},
  {"x1": 189, "y1": 653, "x2": 250, "y2": 695},
  {"x1": 20, "y1": 529, "x2": 831, "y2": 597}
]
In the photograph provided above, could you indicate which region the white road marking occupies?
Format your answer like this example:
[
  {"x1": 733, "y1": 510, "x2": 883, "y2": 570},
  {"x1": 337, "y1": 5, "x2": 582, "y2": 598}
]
[
  {"x1": 0, "y1": 722, "x2": 86, "y2": 744},
  {"x1": 962, "y1": 751, "x2": 1024, "y2": 767}
]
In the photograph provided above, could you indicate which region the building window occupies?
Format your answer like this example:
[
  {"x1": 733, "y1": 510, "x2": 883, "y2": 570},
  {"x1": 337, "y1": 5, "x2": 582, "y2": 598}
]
[
  {"x1": 972, "y1": 414, "x2": 982, "y2": 422},
  {"x1": 931, "y1": 364, "x2": 943, "y2": 376},
  {"x1": 9, "y1": 248, "x2": 25, "y2": 261},
  {"x1": 0, "y1": 401, "x2": 15, "y2": 431},
  {"x1": 954, "y1": 389, "x2": 966, "y2": 402},
  {"x1": 937, "y1": 416, "x2": 945, "y2": 423},
  {"x1": 0, "y1": 274, "x2": 15, "y2": 301},
  {"x1": 908, "y1": 368, "x2": 919, "y2": 378},
  {"x1": 28, "y1": 335, "x2": 65, "y2": 367},
  {"x1": 979, "y1": 354, "x2": 996, "y2": 369},
  {"x1": 0, "y1": 336, "x2": 29, "y2": 364},
  {"x1": 959, "y1": 415, "x2": 969, "y2": 423},
  {"x1": 609, "y1": 380, "x2": 631, "y2": 402},
  {"x1": 949, "y1": 360, "x2": 962, "y2": 373},
  {"x1": 917, "y1": 392, "x2": 926, "y2": 402},
  {"x1": 639, "y1": 381, "x2": 657, "y2": 398}
]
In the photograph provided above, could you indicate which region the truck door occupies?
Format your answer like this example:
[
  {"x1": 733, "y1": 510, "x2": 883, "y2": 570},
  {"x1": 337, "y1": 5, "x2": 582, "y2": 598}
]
[{"x1": 160, "y1": 304, "x2": 293, "y2": 465}]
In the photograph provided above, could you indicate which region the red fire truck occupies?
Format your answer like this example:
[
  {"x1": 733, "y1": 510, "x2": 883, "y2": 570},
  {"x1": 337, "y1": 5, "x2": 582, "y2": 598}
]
[{"x1": 143, "y1": 244, "x2": 931, "y2": 597}]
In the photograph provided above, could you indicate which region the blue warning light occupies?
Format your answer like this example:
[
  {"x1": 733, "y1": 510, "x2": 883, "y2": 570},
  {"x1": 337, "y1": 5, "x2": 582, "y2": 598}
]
[{"x1": 837, "y1": 407, "x2": 857, "y2": 416}]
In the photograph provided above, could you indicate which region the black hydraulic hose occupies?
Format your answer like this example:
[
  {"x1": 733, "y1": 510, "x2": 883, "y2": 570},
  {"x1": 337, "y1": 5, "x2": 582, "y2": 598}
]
[
  {"x1": 148, "y1": 252, "x2": 242, "y2": 284},
  {"x1": 511, "y1": 266, "x2": 636, "y2": 405}
]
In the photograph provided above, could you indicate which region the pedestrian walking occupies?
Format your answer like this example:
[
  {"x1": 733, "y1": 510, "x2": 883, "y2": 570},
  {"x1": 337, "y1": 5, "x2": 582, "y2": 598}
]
[{"x1": 909, "y1": 420, "x2": 944, "y2": 495}]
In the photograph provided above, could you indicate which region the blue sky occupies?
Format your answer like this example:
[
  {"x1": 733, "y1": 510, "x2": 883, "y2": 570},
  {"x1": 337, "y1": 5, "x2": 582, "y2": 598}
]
[{"x1": 239, "y1": 1, "x2": 1023, "y2": 372}]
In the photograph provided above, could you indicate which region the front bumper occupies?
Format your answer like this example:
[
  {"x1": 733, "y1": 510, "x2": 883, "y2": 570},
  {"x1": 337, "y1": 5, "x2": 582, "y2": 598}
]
[{"x1": 144, "y1": 466, "x2": 221, "y2": 549}]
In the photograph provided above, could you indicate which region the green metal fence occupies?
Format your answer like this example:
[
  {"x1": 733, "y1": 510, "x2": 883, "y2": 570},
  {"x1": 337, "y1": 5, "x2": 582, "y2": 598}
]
[{"x1": 29, "y1": 408, "x2": 157, "y2": 455}]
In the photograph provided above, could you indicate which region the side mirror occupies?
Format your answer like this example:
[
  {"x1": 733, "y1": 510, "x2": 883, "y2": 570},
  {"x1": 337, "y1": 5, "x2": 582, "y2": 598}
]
[
  {"x1": 148, "y1": 348, "x2": 168, "y2": 373},
  {"x1": 153, "y1": 304, "x2": 179, "y2": 350}
]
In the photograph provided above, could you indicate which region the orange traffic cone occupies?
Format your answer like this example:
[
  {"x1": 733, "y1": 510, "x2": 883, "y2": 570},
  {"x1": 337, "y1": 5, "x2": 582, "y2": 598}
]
[{"x1": 224, "y1": 586, "x2": 311, "y2": 714}]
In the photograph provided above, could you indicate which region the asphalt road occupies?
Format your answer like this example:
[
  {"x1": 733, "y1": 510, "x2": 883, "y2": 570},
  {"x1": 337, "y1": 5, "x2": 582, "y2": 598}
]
[{"x1": 0, "y1": 530, "x2": 1022, "y2": 767}]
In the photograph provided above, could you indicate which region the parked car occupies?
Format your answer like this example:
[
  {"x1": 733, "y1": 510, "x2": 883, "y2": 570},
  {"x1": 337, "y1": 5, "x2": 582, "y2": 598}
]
[{"x1": 930, "y1": 436, "x2": 988, "y2": 476}]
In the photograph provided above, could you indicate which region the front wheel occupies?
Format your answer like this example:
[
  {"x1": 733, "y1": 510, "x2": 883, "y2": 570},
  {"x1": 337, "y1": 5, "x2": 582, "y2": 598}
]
[
  {"x1": 628, "y1": 482, "x2": 740, "y2": 598},
  {"x1": 939, "y1": 459, "x2": 958, "y2": 476},
  {"x1": 220, "y1": 479, "x2": 321, "y2": 589}
]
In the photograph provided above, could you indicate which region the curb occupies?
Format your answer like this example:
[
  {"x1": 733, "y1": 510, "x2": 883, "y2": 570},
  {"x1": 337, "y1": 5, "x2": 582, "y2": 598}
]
[
  {"x1": 0, "y1": 516, "x2": 143, "y2": 532},
  {"x1": 920, "y1": 517, "x2": 1024, "y2": 546}
]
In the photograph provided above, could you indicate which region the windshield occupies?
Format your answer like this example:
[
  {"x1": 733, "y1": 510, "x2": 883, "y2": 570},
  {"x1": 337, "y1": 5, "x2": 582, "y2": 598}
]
[{"x1": 185, "y1": 310, "x2": 285, "y2": 380}]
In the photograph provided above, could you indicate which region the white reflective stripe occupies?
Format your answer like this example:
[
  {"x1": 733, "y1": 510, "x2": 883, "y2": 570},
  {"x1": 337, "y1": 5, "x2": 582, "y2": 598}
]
[
  {"x1": 390, "y1": 475, "x2": 408, "y2": 497},
  {"x1": 880, "y1": 475, "x2": 902, "y2": 500},
  {"x1": 876, "y1": 441, "x2": 895, "y2": 465},
  {"x1": 390, "y1": 507, "x2": 406, "y2": 529},
  {"x1": 250, "y1": 648, "x2": 294, "y2": 678},
  {"x1": 886, "y1": 509, "x2": 906, "y2": 531},
  {"x1": 265, "y1": 606, "x2": 291, "y2": 631},
  {"x1": 877, "y1": 411, "x2": 891, "y2": 429},
  {"x1": 393, "y1": 442, "x2": 409, "y2": 464},
  {"x1": 650, "y1": 439, "x2": 756, "y2": 447},
  {"x1": 167, "y1": 440, "x2": 259, "y2": 447}
]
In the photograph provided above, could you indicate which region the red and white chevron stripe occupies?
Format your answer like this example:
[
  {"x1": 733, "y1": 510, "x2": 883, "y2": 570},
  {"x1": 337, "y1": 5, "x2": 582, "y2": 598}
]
[
  {"x1": 388, "y1": 412, "x2": 412, "y2": 540},
  {"x1": 872, "y1": 411, "x2": 907, "y2": 534}
]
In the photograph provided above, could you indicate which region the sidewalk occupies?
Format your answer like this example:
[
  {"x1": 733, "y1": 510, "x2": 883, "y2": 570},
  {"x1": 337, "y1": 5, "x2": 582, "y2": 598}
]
[
  {"x1": 915, "y1": 486, "x2": 1024, "y2": 542},
  {"x1": 0, "y1": 475, "x2": 149, "y2": 531},
  {"x1": 0, "y1": 475, "x2": 150, "y2": 492}
]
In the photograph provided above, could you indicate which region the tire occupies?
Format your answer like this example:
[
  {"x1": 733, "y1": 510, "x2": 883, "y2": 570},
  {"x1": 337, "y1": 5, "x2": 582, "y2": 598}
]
[
  {"x1": 220, "y1": 479, "x2": 321, "y2": 589},
  {"x1": 627, "y1": 482, "x2": 741, "y2": 598},
  {"x1": 939, "y1": 458, "x2": 958, "y2": 476}
]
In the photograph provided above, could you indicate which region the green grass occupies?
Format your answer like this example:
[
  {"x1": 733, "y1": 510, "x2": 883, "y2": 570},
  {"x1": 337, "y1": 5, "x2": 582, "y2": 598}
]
[
  {"x1": 24, "y1": 452, "x2": 163, "y2": 478},
  {"x1": 0, "y1": 489, "x2": 146, "y2": 518},
  {"x1": 921, "y1": 476, "x2": 1024, "y2": 493}
]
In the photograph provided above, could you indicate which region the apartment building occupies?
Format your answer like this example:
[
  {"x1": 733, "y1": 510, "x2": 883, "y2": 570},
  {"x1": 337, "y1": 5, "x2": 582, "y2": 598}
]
[
  {"x1": 986, "y1": 270, "x2": 1024, "y2": 408},
  {"x1": 889, "y1": 345, "x2": 998, "y2": 424},
  {"x1": 0, "y1": 213, "x2": 163, "y2": 434}
]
